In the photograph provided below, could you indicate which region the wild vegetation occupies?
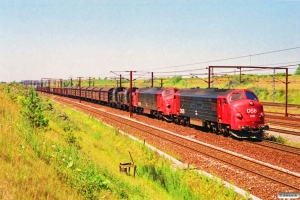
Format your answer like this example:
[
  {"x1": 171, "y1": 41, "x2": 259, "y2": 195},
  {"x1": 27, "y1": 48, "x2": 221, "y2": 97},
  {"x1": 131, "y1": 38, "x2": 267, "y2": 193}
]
[{"x1": 1, "y1": 83, "x2": 246, "y2": 199}]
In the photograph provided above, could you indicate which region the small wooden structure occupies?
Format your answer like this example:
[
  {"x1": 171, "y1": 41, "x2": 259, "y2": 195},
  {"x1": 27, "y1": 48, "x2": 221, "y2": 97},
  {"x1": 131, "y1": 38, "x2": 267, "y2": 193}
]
[
  {"x1": 119, "y1": 162, "x2": 137, "y2": 177},
  {"x1": 119, "y1": 151, "x2": 137, "y2": 177}
]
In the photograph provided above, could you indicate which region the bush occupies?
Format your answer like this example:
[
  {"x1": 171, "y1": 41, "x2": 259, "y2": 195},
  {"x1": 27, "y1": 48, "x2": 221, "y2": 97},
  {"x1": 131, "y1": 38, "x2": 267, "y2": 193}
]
[
  {"x1": 20, "y1": 89, "x2": 48, "y2": 128},
  {"x1": 279, "y1": 89, "x2": 285, "y2": 97},
  {"x1": 294, "y1": 64, "x2": 300, "y2": 75},
  {"x1": 250, "y1": 87, "x2": 268, "y2": 96},
  {"x1": 264, "y1": 133, "x2": 286, "y2": 144},
  {"x1": 171, "y1": 76, "x2": 182, "y2": 85}
]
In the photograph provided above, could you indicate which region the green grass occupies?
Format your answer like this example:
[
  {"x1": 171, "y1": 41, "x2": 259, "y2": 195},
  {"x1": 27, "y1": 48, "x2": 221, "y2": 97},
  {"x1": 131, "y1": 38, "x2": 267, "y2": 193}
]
[
  {"x1": 1, "y1": 83, "x2": 248, "y2": 199},
  {"x1": 263, "y1": 133, "x2": 287, "y2": 144}
]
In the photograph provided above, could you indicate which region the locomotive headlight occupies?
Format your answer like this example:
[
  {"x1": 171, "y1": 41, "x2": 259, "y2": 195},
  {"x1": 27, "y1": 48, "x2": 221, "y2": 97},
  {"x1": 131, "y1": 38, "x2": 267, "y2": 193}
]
[
  {"x1": 259, "y1": 112, "x2": 264, "y2": 117},
  {"x1": 235, "y1": 113, "x2": 243, "y2": 119},
  {"x1": 249, "y1": 101, "x2": 254, "y2": 106}
]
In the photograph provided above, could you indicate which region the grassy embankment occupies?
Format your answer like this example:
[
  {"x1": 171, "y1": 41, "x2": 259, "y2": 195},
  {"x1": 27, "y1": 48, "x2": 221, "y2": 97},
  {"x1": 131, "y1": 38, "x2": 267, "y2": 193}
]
[{"x1": 0, "y1": 83, "x2": 246, "y2": 199}]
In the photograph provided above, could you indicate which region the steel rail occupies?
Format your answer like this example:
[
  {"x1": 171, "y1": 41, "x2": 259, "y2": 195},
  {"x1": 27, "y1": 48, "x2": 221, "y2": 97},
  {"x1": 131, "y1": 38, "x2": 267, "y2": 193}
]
[
  {"x1": 269, "y1": 128, "x2": 300, "y2": 137},
  {"x1": 245, "y1": 139, "x2": 300, "y2": 156}
]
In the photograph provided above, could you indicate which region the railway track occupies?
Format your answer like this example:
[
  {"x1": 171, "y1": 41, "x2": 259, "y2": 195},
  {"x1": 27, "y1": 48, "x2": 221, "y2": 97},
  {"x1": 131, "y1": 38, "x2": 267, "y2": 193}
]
[
  {"x1": 265, "y1": 114, "x2": 300, "y2": 136},
  {"x1": 266, "y1": 114, "x2": 300, "y2": 122},
  {"x1": 268, "y1": 128, "x2": 300, "y2": 137},
  {"x1": 262, "y1": 102, "x2": 300, "y2": 109},
  {"x1": 247, "y1": 139, "x2": 300, "y2": 155},
  {"x1": 48, "y1": 94, "x2": 300, "y2": 195}
]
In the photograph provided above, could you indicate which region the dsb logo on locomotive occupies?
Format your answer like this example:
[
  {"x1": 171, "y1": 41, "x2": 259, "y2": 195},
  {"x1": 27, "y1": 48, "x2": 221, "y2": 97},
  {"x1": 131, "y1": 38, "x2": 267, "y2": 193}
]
[{"x1": 246, "y1": 108, "x2": 257, "y2": 114}]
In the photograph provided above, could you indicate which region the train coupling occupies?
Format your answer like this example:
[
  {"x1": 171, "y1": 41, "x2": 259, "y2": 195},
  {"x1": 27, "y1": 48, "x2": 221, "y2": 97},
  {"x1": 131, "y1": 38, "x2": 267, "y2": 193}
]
[
  {"x1": 241, "y1": 126, "x2": 249, "y2": 131},
  {"x1": 258, "y1": 125, "x2": 269, "y2": 130},
  {"x1": 263, "y1": 125, "x2": 269, "y2": 130}
]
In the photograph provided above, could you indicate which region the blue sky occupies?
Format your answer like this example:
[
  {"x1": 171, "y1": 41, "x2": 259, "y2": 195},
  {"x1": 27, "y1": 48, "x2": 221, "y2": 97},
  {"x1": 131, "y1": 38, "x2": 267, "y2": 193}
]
[{"x1": 1, "y1": 0, "x2": 300, "y2": 82}]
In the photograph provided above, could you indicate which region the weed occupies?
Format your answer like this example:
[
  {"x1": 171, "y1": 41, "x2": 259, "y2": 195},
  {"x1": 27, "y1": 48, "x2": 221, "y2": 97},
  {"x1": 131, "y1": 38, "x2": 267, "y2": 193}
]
[
  {"x1": 64, "y1": 131, "x2": 81, "y2": 150},
  {"x1": 92, "y1": 132, "x2": 101, "y2": 140},
  {"x1": 279, "y1": 89, "x2": 285, "y2": 97},
  {"x1": 264, "y1": 133, "x2": 287, "y2": 144}
]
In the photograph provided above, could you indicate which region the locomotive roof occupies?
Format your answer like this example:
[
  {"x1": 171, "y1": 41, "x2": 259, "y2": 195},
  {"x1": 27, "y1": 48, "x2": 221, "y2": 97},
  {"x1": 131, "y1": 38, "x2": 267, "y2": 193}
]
[
  {"x1": 177, "y1": 88, "x2": 233, "y2": 98},
  {"x1": 137, "y1": 87, "x2": 171, "y2": 94}
]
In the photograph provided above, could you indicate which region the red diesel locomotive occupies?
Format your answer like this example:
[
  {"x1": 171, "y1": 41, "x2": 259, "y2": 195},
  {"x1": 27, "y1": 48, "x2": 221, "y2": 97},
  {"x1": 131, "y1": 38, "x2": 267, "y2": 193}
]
[
  {"x1": 170, "y1": 88, "x2": 269, "y2": 138},
  {"x1": 37, "y1": 86, "x2": 268, "y2": 138}
]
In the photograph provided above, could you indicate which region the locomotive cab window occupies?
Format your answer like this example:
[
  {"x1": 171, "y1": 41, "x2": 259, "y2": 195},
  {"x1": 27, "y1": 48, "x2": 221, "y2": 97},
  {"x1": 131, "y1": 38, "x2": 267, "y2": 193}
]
[
  {"x1": 229, "y1": 92, "x2": 244, "y2": 102},
  {"x1": 162, "y1": 89, "x2": 174, "y2": 97},
  {"x1": 245, "y1": 91, "x2": 258, "y2": 101}
]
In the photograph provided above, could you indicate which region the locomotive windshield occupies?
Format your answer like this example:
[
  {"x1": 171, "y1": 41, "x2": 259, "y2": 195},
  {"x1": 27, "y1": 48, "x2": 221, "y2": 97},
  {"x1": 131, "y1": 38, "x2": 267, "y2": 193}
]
[
  {"x1": 230, "y1": 91, "x2": 258, "y2": 102},
  {"x1": 162, "y1": 89, "x2": 175, "y2": 97},
  {"x1": 229, "y1": 92, "x2": 244, "y2": 102},
  {"x1": 245, "y1": 91, "x2": 258, "y2": 101}
]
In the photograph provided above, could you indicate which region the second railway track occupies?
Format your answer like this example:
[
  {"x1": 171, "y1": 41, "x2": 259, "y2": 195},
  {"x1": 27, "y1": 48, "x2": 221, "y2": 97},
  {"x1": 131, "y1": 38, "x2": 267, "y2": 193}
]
[{"x1": 246, "y1": 139, "x2": 300, "y2": 155}]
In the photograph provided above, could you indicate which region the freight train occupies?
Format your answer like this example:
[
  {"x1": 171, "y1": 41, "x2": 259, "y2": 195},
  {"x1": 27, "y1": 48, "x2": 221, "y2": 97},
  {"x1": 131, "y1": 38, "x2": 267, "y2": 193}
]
[{"x1": 36, "y1": 86, "x2": 269, "y2": 138}]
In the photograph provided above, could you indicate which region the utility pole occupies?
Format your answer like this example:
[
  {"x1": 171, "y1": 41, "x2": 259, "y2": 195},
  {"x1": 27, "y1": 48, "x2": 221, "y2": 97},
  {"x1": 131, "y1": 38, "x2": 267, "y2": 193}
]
[
  {"x1": 69, "y1": 77, "x2": 73, "y2": 87},
  {"x1": 272, "y1": 69, "x2": 276, "y2": 102},
  {"x1": 151, "y1": 72, "x2": 154, "y2": 87},
  {"x1": 130, "y1": 71, "x2": 133, "y2": 118},
  {"x1": 78, "y1": 77, "x2": 82, "y2": 103},
  {"x1": 120, "y1": 74, "x2": 122, "y2": 87},
  {"x1": 239, "y1": 67, "x2": 242, "y2": 84},
  {"x1": 60, "y1": 79, "x2": 62, "y2": 96},
  {"x1": 124, "y1": 71, "x2": 137, "y2": 118},
  {"x1": 211, "y1": 68, "x2": 214, "y2": 88}
]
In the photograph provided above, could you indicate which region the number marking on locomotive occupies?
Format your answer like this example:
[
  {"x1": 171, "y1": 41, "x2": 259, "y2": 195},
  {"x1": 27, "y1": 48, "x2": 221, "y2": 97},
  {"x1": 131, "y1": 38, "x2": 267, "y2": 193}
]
[{"x1": 247, "y1": 108, "x2": 257, "y2": 114}]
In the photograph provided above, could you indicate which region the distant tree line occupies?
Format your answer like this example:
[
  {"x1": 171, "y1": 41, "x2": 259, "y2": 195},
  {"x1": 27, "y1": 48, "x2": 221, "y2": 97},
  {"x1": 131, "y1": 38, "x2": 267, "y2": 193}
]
[{"x1": 295, "y1": 64, "x2": 300, "y2": 75}]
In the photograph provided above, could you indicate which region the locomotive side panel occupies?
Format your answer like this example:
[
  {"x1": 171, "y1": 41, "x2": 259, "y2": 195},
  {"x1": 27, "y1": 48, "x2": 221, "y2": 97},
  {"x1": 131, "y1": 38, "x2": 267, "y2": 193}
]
[
  {"x1": 137, "y1": 88, "x2": 165, "y2": 112},
  {"x1": 138, "y1": 93, "x2": 158, "y2": 110},
  {"x1": 180, "y1": 96, "x2": 217, "y2": 122}
]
